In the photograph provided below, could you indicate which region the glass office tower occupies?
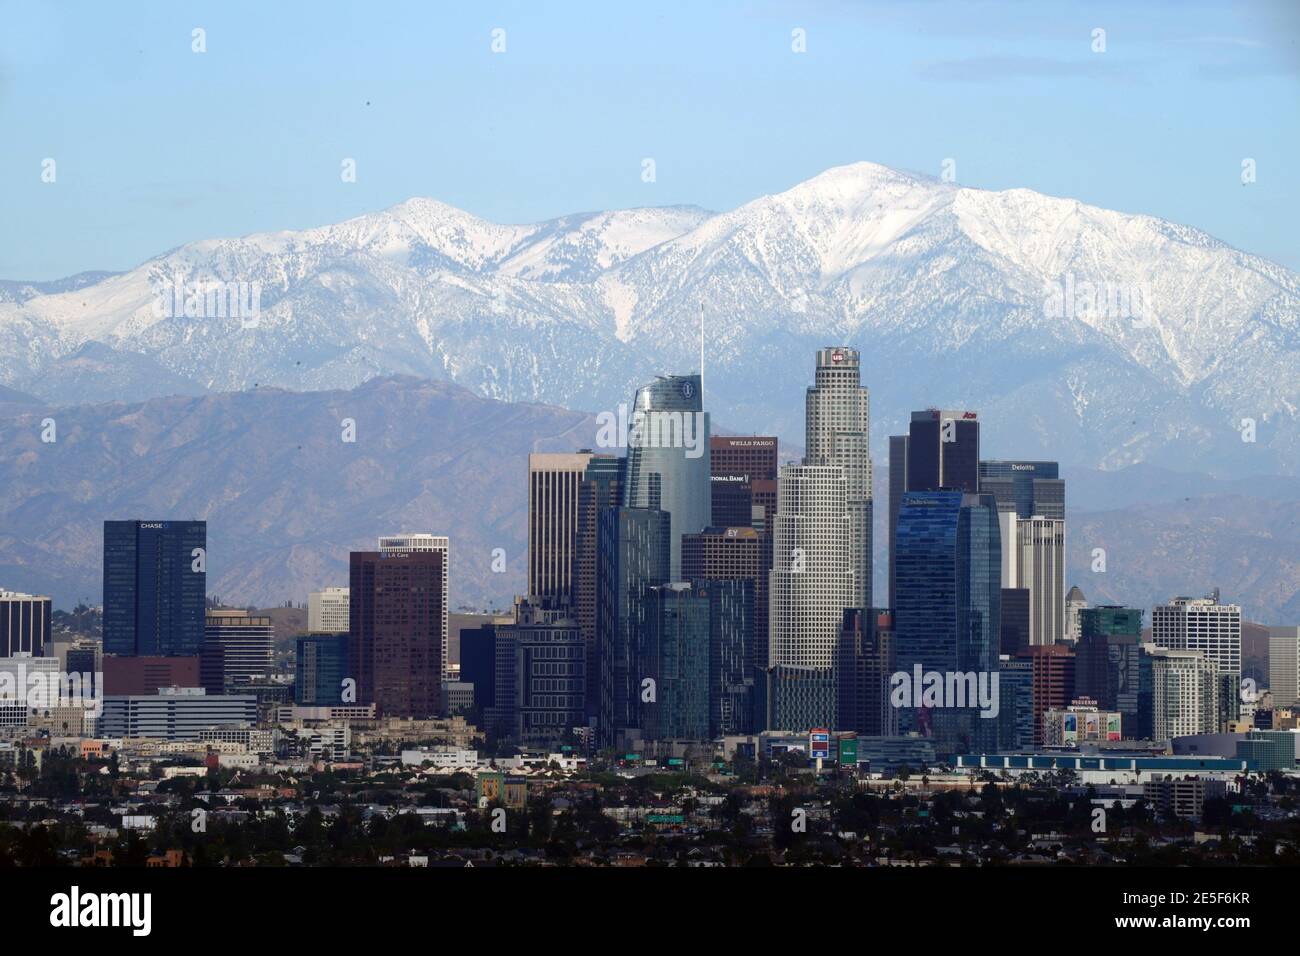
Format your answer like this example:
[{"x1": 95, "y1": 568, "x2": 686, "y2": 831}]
[
  {"x1": 643, "y1": 583, "x2": 712, "y2": 742},
  {"x1": 103, "y1": 520, "x2": 207, "y2": 657},
  {"x1": 893, "y1": 491, "x2": 1001, "y2": 753},
  {"x1": 596, "y1": 506, "x2": 671, "y2": 747},
  {"x1": 623, "y1": 374, "x2": 711, "y2": 579}
]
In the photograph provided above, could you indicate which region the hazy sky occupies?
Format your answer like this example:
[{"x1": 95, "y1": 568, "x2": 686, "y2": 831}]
[{"x1": 3, "y1": 0, "x2": 1297, "y2": 279}]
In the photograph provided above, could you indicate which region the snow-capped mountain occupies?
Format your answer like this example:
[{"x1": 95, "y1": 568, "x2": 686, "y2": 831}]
[{"x1": 3, "y1": 162, "x2": 1296, "y2": 475}]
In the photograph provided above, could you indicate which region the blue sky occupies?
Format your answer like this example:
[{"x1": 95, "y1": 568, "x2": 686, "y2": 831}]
[{"x1": 2, "y1": 0, "x2": 1297, "y2": 279}]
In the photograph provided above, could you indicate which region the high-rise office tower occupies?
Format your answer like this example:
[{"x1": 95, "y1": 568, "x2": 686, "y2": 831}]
[
  {"x1": 997, "y1": 656, "x2": 1035, "y2": 750},
  {"x1": 527, "y1": 452, "x2": 594, "y2": 605},
  {"x1": 1065, "y1": 585, "x2": 1088, "y2": 643},
  {"x1": 103, "y1": 520, "x2": 207, "y2": 657},
  {"x1": 837, "y1": 608, "x2": 895, "y2": 737},
  {"x1": 623, "y1": 373, "x2": 711, "y2": 579},
  {"x1": 1016, "y1": 516, "x2": 1066, "y2": 646},
  {"x1": 804, "y1": 348, "x2": 873, "y2": 608},
  {"x1": 1024, "y1": 644, "x2": 1076, "y2": 746},
  {"x1": 906, "y1": 409, "x2": 980, "y2": 494},
  {"x1": 295, "y1": 632, "x2": 349, "y2": 706},
  {"x1": 1145, "y1": 644, "x2": 1221, "y2": 740},
  {"x1": 887, "y1": 434, "x2": 909, "y2": 610},
  {"x1": 349, "y1": 548, "x2": 445, "y2": 718},
  {"x1": 490, "y1": 599, "x2": 586, "y2": 748},
  {"x1": 642, "y1": 583, "x2": 712, "y2": 742},
  {"x1": 978, "y1": 460, "x2": 1064, "y2": 520},
  {"x1": 769, "y1": 464, "x2": 854, "y2": 731},
  {"x1": 0, "y1": 590, "x2": 52, "y2": 656},
  {"x1": 1000, "y1": 587, "x2": 1031, "y2": 655},
  {"x1": 200, "y1": 609, "x2": 274, "y2": 695},
  {"x1": 1152, "y1": 593, "x2": 1242, "y2": 728},
  {"x1": 706, "y1": 437, "x2": 777, "y2": 672},
  {"x1": 709, "y1": 436, "x2": 779, "y2": 529},
  {"x1": 980, "y1": 460, "x2": 1067, "y2": 647},
  {"x1": 1079, "y1": 605, "x2": 1145, "y2": 643},
  {"x1": 308, "y1": 587, "x2": 350, "y2": 633},
  {"x1": 888, "y1": 410, "x2": 979, "y2": 610},
  {"x1": 1152, "y1": 594, "x2": 1242, "y2": 675},
  {"x1": 682, "y1": 526, "x2": 766, "y2": 687},
  {"x1": 1269, "y1": 626, "x2": 1300, "y2": 708},
  {"x1": 1074, "y1": 607, "x2": 1151, "y2": 740},
  {"x1": 893, "y1": 490, "x2": 1002, "y2": 752},
  {"x1": 377, "y1": 534, "x2": 450, "y2": 681},
  {"x1": 694, "y1": 578, "x2": 754, "y2": 738},
  {"x1": 459, "y1": 621, "x2": 498, "y2": 719},
  {"x1": 596, "y1": 506, "x2": 671, "y2": 747},
  {"x1": 574, "y1": 454, "x2": 625, "y2": 720},
  {"x1": 710, "y1": 436, "x2": 779, "y2": 483}
]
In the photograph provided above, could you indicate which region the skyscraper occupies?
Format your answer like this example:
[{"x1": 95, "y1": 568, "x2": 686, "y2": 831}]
[
  {"x1": 596, "y1": 506, "x2": 671, "y2": 747},
  {"x1": 710, "y1": 435, "x2": 779, "y2": 483},
  {"x1": 0, "y1": 590, "x2": 51, "y2": 657},
  {"x1": 377, "y1": 534, "x2": 450, "y2": 681},
  {"x1": 527, "y1": 452, "x2": 594, "y2": 605},
  {"x1": 1065, "y1": 585, "x2": 1088, "y2": 643},
  {"x1": 804, "y1": 347, "x2": 873, "y2": 608},
  {"x1": 709, "y1": 436, "x2": 778, "y2": 529},
  {"x1": 1152, "y1": 594, "x2": 1242, "y2": 676},
  {"x1": 706, "y1": 436, "x2": 777, "y2": 672},
  {"x1": 837, "y1": 608, "x2": 895, "y2": 737},
  {"x1": 574, "y1": 454, "x2": 625, "y2": 720},
  {"x1": 980, "y1": 460, "x2": 1067, "y2": 647},
  {"x1": 491, "y1": 599, "x2": 586, "y2": 748},
  {"x1": 978, "y1": 460, "x2": 1065, "y2": 520},
  {"x1": 1269, "y1": 626, "x2": 1300, "y2": 708},
  {"x1": 887, "y1": 434, "x2": 909, "y2": 610},
  {"x1": 1000, "y1": 587, "x2": 1031, "y2": 655},
  {"x1": 906, "y1": 409, "x2": 980, "y2": 494},
  {"x1": 308, "y1": 587, "x2": 350, "y2": 633},
  {"x1": 1025, "y1": 644, "x2": 1076, "y2": 747},
  {"x1": 769, "y1": 464, "x2": 854, "y2": 731},
  {"x1": 643, "y1": 583, "x2": 712, "y2": 742},
  {"x1": 623, "y1": 373, "x2": 711, "y2": 579},
  {"x1": 1145, "y1": 644, "x2": 1220, "y2": 740},
  {"x1": 1074, "y1": 607, "x2": 1152, "y2": 740},
  {"x1": 103, "y1": 520, "x2": 207, "y2": 657},
  {"x1": 1152, "y1": 593, "x2": 1242, "y2": 729},
  {"x1": 888, "y1": 411, "x2": 979, "y2": 611},
  {"x1": 200, "y1": 609, "x2": 274, "y2": 695},
  {"x1": 893, "y1": 491, "x2": 1001, "y2": 752},
  {"x1": 349, "y1": 548, "x2": 445, "y2": 718},
  {"x1": 1016, "y1": 516, "x2": 1066, "y2": 646},
  {"x1": 295, "y1": 632, "x2": 350, "y2": 706},
  {"x1": 681, "y1": 525, "x2": 765, "y2": 683},
  {"x1": 695, "y1": 577, "x2": 754, "y2": 737}
]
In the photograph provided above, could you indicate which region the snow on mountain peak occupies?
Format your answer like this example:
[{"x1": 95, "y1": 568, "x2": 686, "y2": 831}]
[{"x1": 1, "y1": 161, "x2": 1296, "y2": 475}]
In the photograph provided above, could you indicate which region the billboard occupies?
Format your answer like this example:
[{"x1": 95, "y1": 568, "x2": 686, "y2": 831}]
[
  {"x1": 810, "y1": 728, "x2": 830, "y2": 759},
  {"x1": 1106, "y1": 714, "x2": 1122, "y2": 741},
  {"x1": 1063, "y1": 712, "x2": 1077, "y2": 743},
  {"x1": 838, "y1": 737, "x2": 858, "y2": 766}
]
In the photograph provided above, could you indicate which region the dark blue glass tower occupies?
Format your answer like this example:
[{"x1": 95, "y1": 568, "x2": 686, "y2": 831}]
[
  {"x1": 644, "y1": 583, "x2": 712, "y2": 742},
  {"x1": 103, "y1": 520, "x2": 207, "y2": 657},
  {"x1": 295, "y1": 633, "x2": 350, "y2": 705},
  {"x1": 694, "y1": 577, "x2": 753, "y2": 737},
  {"x1": 893, "y1": 492, "x2": 1001, "y2": 753},
  {"x1": 596, "y1": 506, "x2": 671, "y2": 747}
]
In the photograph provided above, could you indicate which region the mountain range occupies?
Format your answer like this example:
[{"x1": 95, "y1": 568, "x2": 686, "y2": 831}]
[
  {"x1": 0, "y1": 376, "x2": 1295, "y2": 623},
  {"x1": 2, "y1": 162, "x2": 1297, "y2": 476}
]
